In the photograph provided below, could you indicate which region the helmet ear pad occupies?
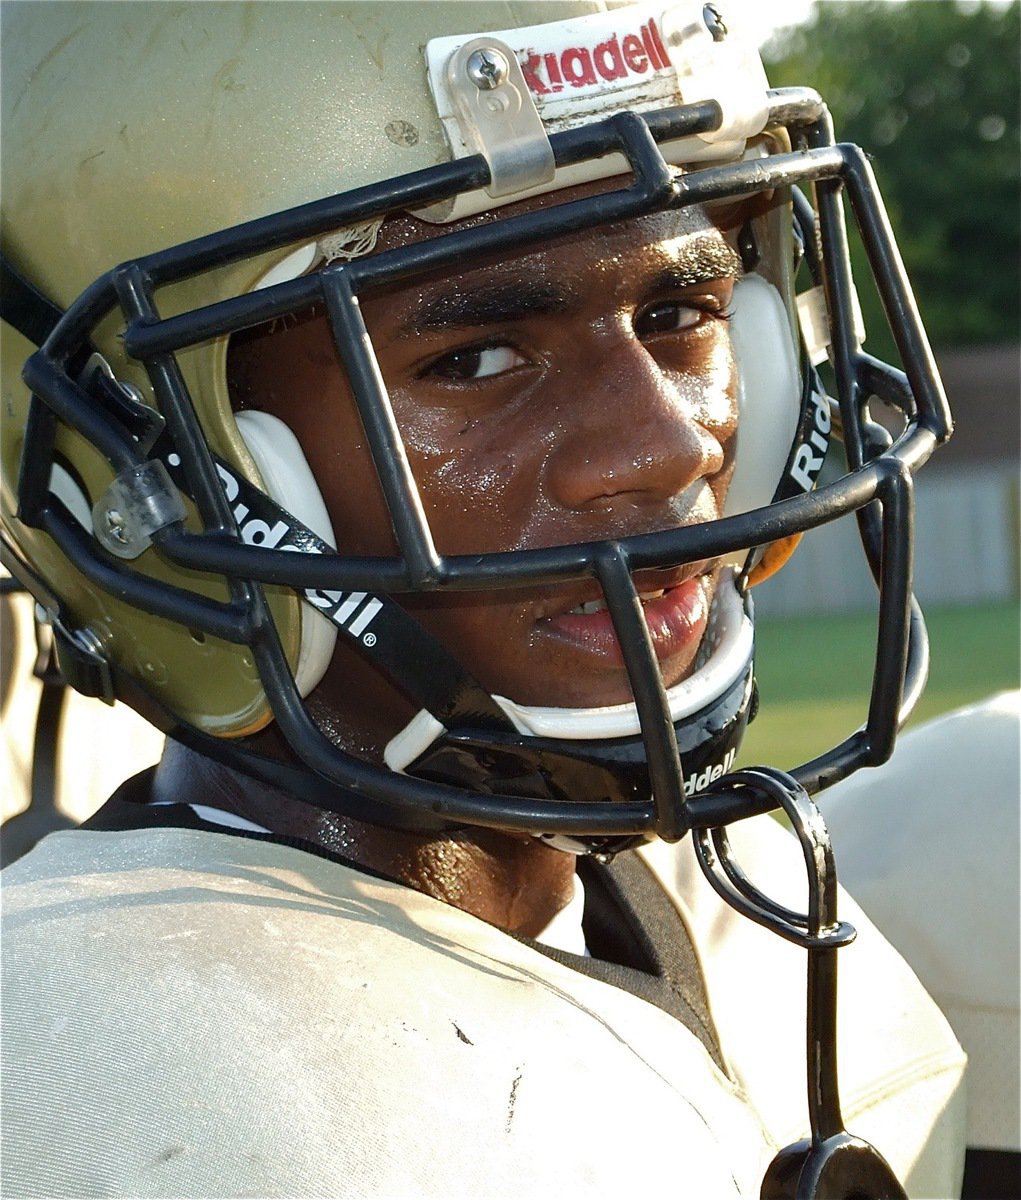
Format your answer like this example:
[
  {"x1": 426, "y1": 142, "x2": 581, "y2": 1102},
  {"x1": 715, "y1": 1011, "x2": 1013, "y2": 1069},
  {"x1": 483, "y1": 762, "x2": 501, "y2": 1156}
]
[
  {"x1": 724, "y1": 273, "x2": 803, "y2": 523},
  {"x1": 233, "y1": 410, "x2": 338, "y2": 698}
]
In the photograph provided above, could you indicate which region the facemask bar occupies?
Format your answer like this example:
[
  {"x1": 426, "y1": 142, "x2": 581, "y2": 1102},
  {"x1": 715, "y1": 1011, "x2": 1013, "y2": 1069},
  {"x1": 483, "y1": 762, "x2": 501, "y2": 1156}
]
[{"x1": 12, "y1": 89, "x2": 950, "y2": 842}]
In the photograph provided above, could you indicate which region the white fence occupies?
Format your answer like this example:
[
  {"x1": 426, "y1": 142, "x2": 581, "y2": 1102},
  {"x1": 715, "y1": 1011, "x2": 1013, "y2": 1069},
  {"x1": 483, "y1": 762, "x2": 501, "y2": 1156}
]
[{"x1": 752, "y1": 465, "x2": 1019, "y2": 618}]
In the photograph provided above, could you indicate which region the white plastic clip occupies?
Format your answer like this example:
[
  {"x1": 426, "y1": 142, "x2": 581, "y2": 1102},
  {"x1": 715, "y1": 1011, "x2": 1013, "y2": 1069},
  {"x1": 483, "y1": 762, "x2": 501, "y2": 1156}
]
[
  {"x1": 92, "y1": 460, "x2": 187, "y2": 560},
  {"x1": 797, "y1": 285, "x2": 867, "y2": 366},
  {"x1": 658, "y1": 4, "x2": 771, "y2": 160}
]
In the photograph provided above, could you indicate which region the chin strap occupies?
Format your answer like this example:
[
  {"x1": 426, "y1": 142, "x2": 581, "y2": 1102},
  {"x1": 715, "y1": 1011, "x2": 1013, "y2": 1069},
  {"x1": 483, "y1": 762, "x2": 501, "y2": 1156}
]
[
  {"x1": 690, "y1": 768, "x2": 907, "y2": 1200},
  {"x1": 403, "y1": 658, "x2": 755, "y2": 856}
]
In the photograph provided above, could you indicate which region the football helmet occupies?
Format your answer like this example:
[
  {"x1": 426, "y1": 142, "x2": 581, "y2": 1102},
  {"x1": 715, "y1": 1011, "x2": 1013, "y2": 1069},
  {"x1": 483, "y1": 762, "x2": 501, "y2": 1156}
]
[{"x1": 0, "y1": 0, "x2": 950, "y2": 851}]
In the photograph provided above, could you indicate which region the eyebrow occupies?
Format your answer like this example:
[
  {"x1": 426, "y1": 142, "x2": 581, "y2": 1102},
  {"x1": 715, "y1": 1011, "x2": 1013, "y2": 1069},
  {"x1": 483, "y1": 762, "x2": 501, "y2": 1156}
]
[
  {"x1": 397, "y1": 232, "x2": 744, "y2": 334},
  {"x1": 653, "y1": 239, "x2": 744, "y2": 289},
  {"x1": 401, "y1": 279, "x2": 580, "y2": 333}
]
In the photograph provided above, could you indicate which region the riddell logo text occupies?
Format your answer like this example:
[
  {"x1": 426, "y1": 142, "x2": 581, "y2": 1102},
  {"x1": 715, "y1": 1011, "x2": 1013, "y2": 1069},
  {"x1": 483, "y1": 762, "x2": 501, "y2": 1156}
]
[
  {"x1": 211, "y1": 459, "x2": 382, "y2": 644},
  {"x1": 683, "y1": 748, "x2": 737, "y2": 797},
  {"x1": 517, "y1": 20, "x2": 670, "y2": 96},
  {"x1": 789, "y1": 391, "x2": 833, "y2": 493}
]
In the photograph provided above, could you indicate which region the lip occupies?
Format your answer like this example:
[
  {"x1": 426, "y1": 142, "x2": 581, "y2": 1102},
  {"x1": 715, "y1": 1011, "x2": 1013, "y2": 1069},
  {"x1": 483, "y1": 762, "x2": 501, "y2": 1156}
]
[{"x1": 539, "y1": 573, "x2": 711, "y2": 670}]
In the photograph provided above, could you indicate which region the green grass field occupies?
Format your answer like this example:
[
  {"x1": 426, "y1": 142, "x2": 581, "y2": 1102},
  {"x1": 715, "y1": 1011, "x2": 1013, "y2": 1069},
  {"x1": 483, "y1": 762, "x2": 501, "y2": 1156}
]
[{"x1": 737, "y1": 600, "x2": 1020, "y2": 772}]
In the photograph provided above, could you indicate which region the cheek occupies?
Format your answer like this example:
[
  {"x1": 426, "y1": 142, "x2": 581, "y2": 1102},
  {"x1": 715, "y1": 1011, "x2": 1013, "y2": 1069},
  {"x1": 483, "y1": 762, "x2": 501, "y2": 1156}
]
[
  {"x1": 391, "y1": 395, "x2": 549, "y2": 557},
  {"x1": 321, "y1": 444, "x2": 397, "y2": 557},
  {"x1": 697, "y1": 336, "x2": 739, "y2": 506},
  {"x1": 293, "y1": 409, "x2": 395, "y2": 556},
  {"x1": 691, "y1": 334, "x2": 740, "y2": 436}
]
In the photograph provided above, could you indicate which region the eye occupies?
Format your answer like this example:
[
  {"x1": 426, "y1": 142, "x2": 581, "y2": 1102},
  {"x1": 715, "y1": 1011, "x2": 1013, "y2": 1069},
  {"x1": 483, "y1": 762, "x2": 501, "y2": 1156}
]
[
  {"x1": 422, "y1": 342, "x2": 527, "y2": 381},
  {"x1": 633, "y1": 297, "x2": 729, "y2": 340},
  {"x1": 634, "y1": 301, "x2": 706, "y2": 337}
]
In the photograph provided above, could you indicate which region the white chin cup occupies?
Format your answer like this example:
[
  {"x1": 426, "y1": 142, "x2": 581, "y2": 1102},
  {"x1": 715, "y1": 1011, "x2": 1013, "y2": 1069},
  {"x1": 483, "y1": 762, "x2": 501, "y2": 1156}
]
[
  {"x1": 384, "y1": 572, "x2": 752, "y2": 771},
  {"x1": 723, "y1": 274, "x2": 802, "y2": 563},
  {"x1": 493, "y1": 572, "x2": 751, "y2": 740},
  {"x1": 233, "y1": 409, "x2": 338, "y2": 698}
]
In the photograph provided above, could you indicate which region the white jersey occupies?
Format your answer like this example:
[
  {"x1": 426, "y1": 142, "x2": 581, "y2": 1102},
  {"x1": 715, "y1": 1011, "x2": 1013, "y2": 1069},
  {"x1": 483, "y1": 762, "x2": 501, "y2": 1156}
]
[
  {"x1": 821, "y1": 691, "x2": 1021, "y2": 1156},
  {"x1": 1, "y1": 798, "x2": 965, "y2": 1199}
]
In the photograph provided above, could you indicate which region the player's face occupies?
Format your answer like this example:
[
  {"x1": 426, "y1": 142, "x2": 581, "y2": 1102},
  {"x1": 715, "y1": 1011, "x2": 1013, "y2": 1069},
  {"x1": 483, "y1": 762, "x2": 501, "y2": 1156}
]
[{"x1": 228, "y1": 197, "x2": 741, "y2": 739}]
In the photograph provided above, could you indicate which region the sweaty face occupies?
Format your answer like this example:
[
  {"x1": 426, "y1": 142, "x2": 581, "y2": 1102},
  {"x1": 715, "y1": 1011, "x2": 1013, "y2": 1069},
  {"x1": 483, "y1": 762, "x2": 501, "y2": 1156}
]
[{"x1": 228, "y1": 197, "x2": 742, "y2": 750}]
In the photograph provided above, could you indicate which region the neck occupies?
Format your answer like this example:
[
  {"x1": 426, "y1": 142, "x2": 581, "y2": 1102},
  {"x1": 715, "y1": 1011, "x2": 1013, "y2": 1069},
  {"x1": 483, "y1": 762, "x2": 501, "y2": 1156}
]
[{"x1": 152, "y1": 741, "x2": 577, "y2": 938}]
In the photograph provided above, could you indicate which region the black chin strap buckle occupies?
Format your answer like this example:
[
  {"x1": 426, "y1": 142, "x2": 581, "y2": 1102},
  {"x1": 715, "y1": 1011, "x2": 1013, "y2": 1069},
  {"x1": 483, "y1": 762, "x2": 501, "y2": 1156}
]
[{"x1": 691, "y1": 767, "x2": 907, "y2": 1200}]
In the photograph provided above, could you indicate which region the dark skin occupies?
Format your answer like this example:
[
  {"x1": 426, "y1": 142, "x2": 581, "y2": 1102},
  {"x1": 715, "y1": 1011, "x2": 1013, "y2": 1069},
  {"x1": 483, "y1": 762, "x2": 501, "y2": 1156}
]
[{"x1": 154, "y1": 186, "x2": 742, "y2": 938}]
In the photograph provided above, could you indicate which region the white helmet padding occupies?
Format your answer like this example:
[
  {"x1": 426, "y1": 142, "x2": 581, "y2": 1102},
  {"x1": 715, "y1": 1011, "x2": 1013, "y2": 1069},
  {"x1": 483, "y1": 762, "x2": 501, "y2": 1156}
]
[
  {"x1": 724, "y1": 273, "x2": 803, "y2": 525},
  {"x1": 234, "y1": 410, "x2": 338, "y2": 699}
]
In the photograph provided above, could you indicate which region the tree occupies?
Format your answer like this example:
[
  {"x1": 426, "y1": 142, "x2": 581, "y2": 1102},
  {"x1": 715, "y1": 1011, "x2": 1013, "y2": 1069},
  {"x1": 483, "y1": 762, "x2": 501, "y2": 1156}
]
[{"x1": 765, "y1": 1, "x2": 1020, "y2": 355}]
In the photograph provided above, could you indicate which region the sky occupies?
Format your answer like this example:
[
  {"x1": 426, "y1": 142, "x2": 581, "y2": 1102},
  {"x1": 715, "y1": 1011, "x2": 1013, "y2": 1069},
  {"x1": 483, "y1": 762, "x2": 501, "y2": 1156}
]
[{"x1": 728, "y1": 0, "x2": 816, "y2": 47}]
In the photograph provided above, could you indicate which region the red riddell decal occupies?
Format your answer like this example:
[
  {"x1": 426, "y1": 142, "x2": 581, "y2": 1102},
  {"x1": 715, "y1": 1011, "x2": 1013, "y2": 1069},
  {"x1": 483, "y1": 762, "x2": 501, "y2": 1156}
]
[{"x1": 518, "y1": 19, "x2": 670, "y2": 96}]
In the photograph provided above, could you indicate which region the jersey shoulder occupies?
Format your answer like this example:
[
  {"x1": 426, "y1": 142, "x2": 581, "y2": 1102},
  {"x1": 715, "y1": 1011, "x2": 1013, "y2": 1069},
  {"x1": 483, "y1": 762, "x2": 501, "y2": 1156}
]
[
  {"x1": 2, "y1": 825, "x2": 772, "y2": 1198},
  {"x1": 641, "y1": 814, "x2": 969, "y2": 1199}
]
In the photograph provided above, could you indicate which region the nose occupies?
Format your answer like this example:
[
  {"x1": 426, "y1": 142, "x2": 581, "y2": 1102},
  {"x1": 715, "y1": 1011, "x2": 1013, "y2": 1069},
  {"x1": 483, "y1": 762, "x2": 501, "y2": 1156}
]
[{"x1": 544, "y1": 334, "x2": 734, "y2": 520}]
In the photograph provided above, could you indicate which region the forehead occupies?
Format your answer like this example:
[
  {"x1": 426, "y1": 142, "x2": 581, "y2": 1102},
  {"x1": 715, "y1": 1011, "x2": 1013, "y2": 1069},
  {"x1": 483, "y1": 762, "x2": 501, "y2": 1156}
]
[{"x1": 365, "y1": 195, "x2": 741, "y2": 323}]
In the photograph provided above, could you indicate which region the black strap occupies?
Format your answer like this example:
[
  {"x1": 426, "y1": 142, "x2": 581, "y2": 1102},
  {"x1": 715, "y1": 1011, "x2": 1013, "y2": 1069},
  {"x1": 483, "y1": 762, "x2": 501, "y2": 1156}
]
[
  {"x1": 527, "y1": 853, "x2": 725, "y2": 1073},
  {"x1": 0, "y1": 253, "x2": 94, "y2": 378},
  {"x1": 1, "y1": 254, "x2": 63, "y2": 349},
  {"x1": 29, "y1": 643, "x2": 69, "y2": 818},
  {"x1": 0, "y1": 611, "x2": 75, "y2": 869}
]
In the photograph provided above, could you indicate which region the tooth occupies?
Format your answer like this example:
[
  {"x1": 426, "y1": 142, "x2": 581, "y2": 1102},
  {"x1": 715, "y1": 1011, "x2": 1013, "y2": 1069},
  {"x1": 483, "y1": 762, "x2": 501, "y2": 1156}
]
[{"x1": 570, "y1": 599, "x2": 607, "y2": 615}]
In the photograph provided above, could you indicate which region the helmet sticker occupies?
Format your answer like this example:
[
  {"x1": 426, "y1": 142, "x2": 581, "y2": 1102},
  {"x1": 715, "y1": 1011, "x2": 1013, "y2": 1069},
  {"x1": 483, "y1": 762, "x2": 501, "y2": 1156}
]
[
  {"x1": 428, "y1": 7, "x2": 676, "y2": 121},
  {"x1": 428, "y1": 2, "x2": 767, "y2": 133},
  {"x1": 425, "y1": 2, "x2": 770, "y2": 219}
]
